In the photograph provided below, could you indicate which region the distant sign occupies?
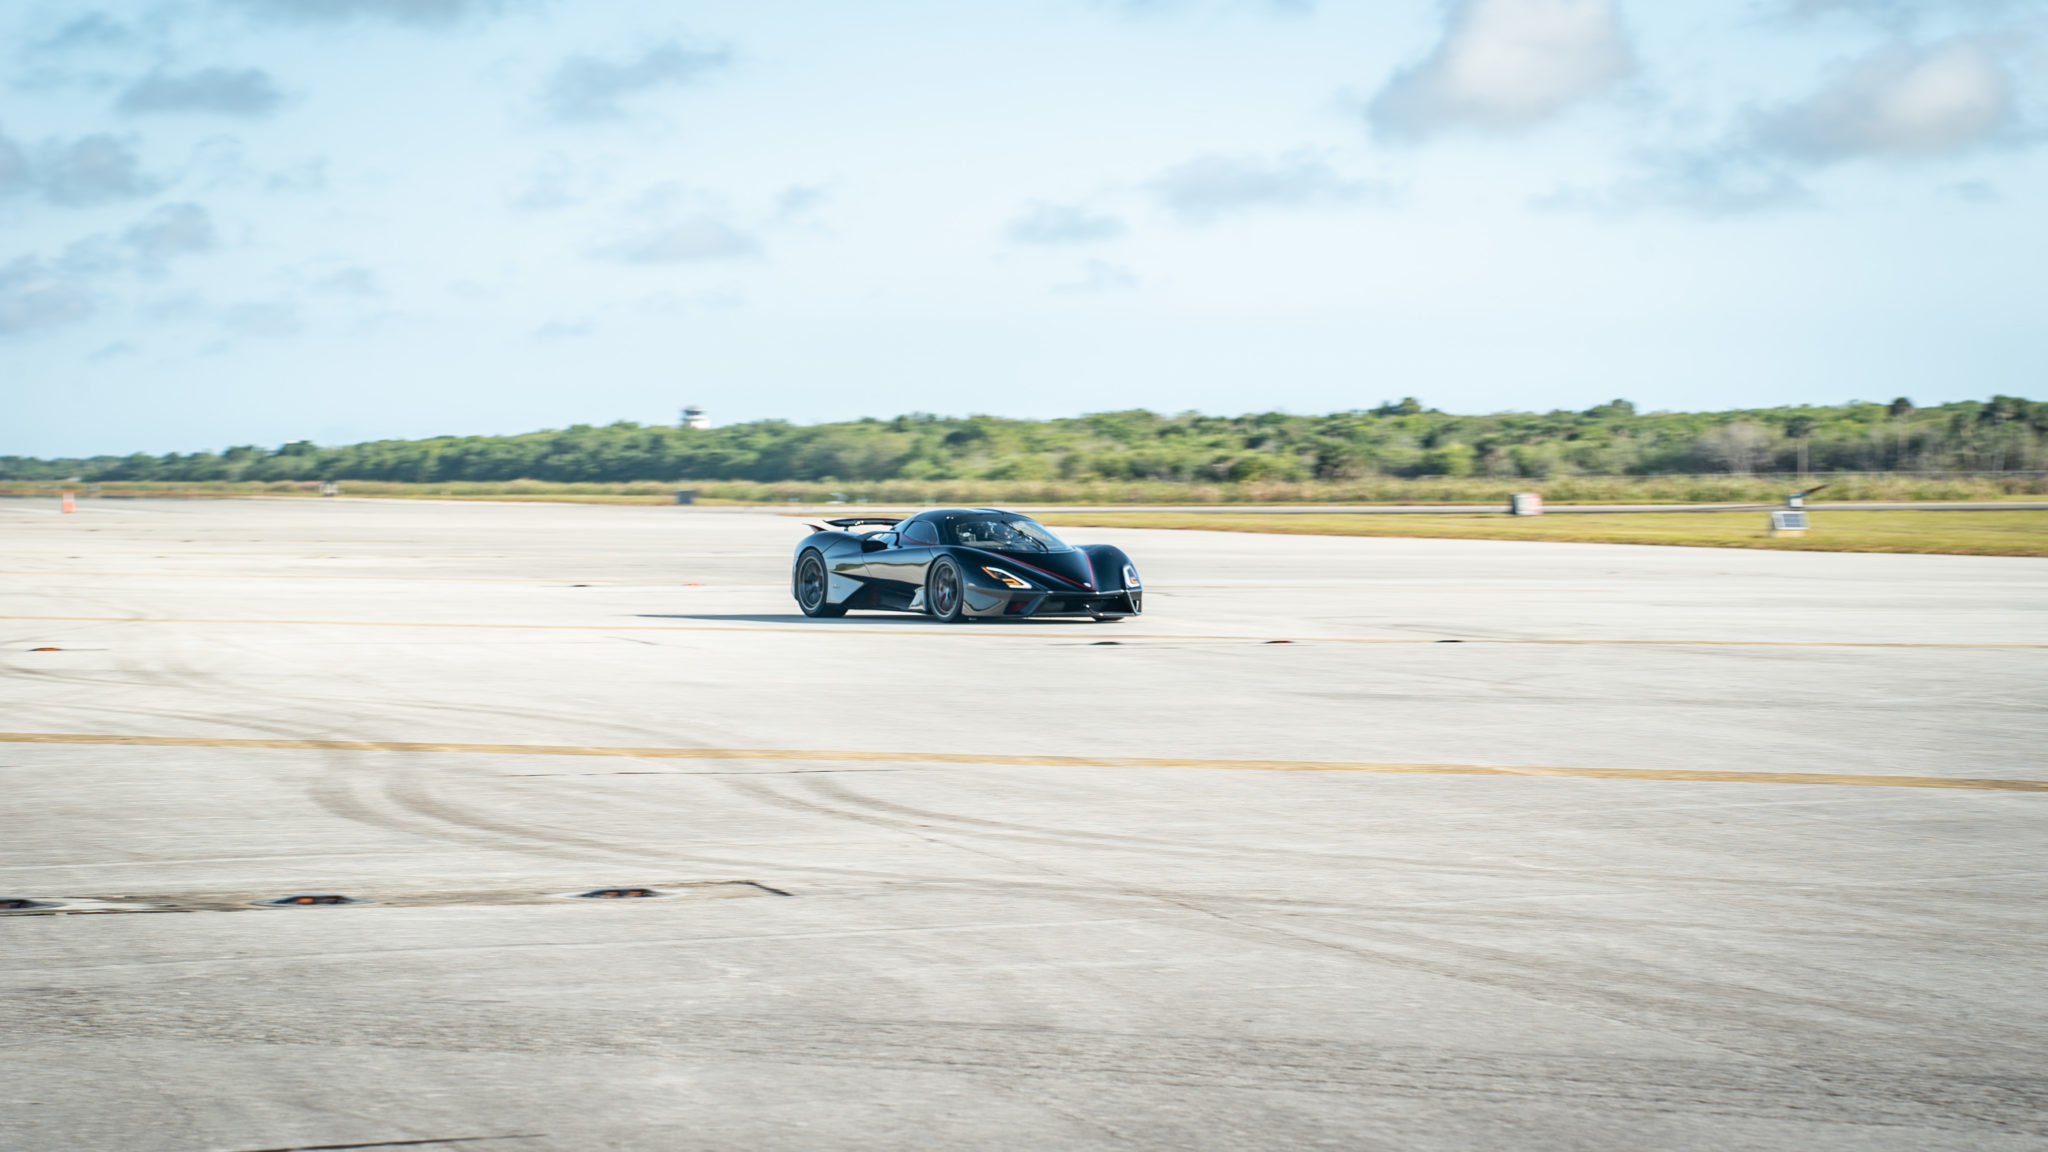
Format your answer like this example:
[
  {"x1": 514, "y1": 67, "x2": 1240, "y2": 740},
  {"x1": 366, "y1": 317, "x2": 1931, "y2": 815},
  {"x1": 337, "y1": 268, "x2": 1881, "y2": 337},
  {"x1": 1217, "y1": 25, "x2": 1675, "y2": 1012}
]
[
  {"x1": 1510, "y1": 493, "x2": 1543, "y2": 517},
  {"x1": 1770, "y1": 509, "x2": 1808, "y2": 535}
]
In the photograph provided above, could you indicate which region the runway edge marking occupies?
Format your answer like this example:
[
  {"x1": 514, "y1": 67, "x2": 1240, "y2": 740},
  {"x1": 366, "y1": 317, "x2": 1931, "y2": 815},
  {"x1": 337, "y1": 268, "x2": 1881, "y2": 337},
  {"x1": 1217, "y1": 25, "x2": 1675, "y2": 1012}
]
[{"x1": 1, "y1": 732, "x2": 2042, "y2": 792}]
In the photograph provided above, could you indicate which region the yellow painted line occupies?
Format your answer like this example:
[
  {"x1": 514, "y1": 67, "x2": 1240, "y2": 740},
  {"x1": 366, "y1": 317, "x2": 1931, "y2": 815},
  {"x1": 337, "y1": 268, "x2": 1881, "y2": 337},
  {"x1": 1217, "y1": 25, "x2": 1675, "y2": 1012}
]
[
  {"x1": 0, "y1": 614, "x2": 2041, "y2": 650},
  {"x1": 0, "y1": 731, "x2": 2041, "y2": 791},
  {"x1": 0, "y1": 570, "x2": 637, "y2": 585},
  {"x1": 0, "y1": 571, "x2": 778, "y2": 587}
]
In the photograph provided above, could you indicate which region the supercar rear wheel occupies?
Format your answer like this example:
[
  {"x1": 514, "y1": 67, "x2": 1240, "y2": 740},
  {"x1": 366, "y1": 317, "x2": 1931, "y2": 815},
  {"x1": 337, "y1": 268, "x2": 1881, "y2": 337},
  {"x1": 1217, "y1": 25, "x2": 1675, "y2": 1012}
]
[{"x1": 795, "y1": 551, "x2": 847, "y2": 618}]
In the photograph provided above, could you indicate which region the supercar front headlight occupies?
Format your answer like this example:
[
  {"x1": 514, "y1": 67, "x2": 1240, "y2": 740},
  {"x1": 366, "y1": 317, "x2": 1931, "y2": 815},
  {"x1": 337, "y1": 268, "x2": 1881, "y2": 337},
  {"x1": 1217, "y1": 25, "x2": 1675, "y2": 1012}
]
[
  {"x1": 1122, "y1": 563, "x2": 1141, "y2": 589},
  {"x1": 980, "y1": 566, "x2": 1031, "y2": 589}
]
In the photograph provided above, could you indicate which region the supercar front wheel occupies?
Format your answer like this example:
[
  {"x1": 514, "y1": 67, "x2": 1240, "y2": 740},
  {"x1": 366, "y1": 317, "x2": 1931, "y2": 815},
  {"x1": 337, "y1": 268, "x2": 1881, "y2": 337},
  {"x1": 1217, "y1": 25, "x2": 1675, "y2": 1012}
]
[
  {"x1": 927, "y1": 558, "x2": 967, "y2": 623},
  {"x1": 795, "y1": 551, "x2": 847, "y2": 618}
]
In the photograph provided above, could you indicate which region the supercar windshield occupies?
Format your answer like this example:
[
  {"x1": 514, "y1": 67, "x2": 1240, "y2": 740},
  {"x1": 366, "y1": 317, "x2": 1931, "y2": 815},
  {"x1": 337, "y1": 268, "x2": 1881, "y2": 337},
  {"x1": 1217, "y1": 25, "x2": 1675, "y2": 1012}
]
[{"x1": 948, "y1": 516, "x2": 1069, "y2": 553}]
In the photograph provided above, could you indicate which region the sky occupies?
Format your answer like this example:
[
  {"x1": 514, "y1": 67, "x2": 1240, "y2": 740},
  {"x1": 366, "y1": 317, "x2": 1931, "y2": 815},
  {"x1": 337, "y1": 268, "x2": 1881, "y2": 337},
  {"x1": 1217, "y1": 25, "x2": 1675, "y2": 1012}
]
[{"x1": 1, "y1": 0, "x2": 2043, "y2": 457}]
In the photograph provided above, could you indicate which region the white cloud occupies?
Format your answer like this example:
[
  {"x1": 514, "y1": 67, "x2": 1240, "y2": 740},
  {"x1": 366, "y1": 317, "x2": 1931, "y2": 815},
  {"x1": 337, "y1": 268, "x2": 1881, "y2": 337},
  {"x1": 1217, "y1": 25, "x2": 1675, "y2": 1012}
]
[
  {"x1": 123, "y1": 202, "x2": 216, "y2": 270},
  {"x1": 592, "y1": 183, "x2": 764, "y2": 263},
  {"x1": 265, "y1": 158, "x2": 327, "y2": 193},
  {"x1": 1532, "y1": 149, "x2": 1812, "y2": 217},
  {"x1": 1054, "y1": 259, "x2": 1140, "y2": 294},
  {"x1": 222, "y1": 300, "x2": 302, "y2": 337},
  {"x1": 1148, "y1": 150, "x2": 1386, "y2": 224},
  {"x1": 1779, "y1": 0, "x2": 2033, "y2": 25},
  {"x1": 1754, "y1": 39, "x2": 2015, "y2": 162},
  {"x1": 1534, "y1": 30, "x2": 2026, "y2": 216},
  {"x1": 314, "y1": 267, "x2": 379, "y2": 296},
  {"x1": 774, "y1": 184, "x2": 829, "y2": 220},
  {"x1": 36, "y1": 13, "x2": 138, "y2": 51},
  {"x1": 0, "y1": 257, "x2": 94, "y2": 335},
  {"x1": 0, "y1": 132, "x2": 28, "y2": 195},
  {"x1": 1945, "y1": 178, "x2": 1999, "y2": 201},
  {"x1": 49, "y1": 203, "x2": 217, "y2": 278},
  {"x1": 509, "y1": 155, "x2": 592, "y2": 211},
  {"x1": 541, "y1": 41, "x2": 729, "y2": 122},
  {"x1": 596, "y1": 218, "x2": 761, "y2": 264},
  {"x1": 116, "y1": 68, "x2": 284, "y2": 118},
  {"x1": 226, "y1": 0, "x2": 490, "y2": 30},
  {"x1": 1097, "y1": 0, "x2": 1313, "y2": 14},
  {"x1": 0, "y1": 131, "x2": 161, "y2": 206},
  {"x1": 1007, "y1": 202, "x2": 1126, "y2": 245},
  {"x1": 1368, "y1": 0, "x2": 1631, "y2": 141},
  {"x1": 533, "y1": 319, "x2": 593, "y2": 341}
]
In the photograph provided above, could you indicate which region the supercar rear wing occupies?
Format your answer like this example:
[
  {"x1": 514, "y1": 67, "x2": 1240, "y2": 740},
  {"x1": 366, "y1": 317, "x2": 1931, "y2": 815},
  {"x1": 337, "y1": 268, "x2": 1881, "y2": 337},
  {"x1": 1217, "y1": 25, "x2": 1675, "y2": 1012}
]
[
  {"x1": 826, "y1": 516, "x2": 902, "y2": 527},
  {"x1": 803, "y1": 516, "x2": 904, "y2": 532}
]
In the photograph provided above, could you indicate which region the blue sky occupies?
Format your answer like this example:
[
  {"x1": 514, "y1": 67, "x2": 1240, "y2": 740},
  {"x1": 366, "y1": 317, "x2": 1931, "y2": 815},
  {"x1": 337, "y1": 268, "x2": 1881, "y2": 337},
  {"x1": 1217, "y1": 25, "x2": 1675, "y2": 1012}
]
[{"x1": 2, "y1": 0, "x2": 2043, "y2": 456}]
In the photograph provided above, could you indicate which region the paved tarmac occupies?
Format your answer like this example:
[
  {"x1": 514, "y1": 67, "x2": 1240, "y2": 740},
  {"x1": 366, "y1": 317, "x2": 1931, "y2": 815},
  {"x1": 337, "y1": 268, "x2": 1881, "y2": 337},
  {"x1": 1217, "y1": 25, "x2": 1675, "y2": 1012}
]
[{"x1": 2, "y1": 497, "x2": 2045, "y2": 1152}]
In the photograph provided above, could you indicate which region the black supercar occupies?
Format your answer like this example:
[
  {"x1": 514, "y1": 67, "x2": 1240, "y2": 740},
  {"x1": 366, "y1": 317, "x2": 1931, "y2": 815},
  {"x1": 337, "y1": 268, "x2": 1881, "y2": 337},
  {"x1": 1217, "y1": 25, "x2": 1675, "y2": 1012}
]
[{"x1": 791, "y1": 508, "x2": 1142, "y2": 623}]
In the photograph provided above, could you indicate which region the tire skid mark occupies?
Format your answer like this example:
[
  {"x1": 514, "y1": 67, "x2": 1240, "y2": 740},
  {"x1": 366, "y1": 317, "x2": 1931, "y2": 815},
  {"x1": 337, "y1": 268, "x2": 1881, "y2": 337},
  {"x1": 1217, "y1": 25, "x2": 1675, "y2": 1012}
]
[
  {"x1": 378, "y1": 770, "x2": 675, "y2": 865},
  {"x1": 715, "y1": 788, "x2": 2048, "y2": 1061},
  {"x1": 785, "y1": 777, "x2": 2034, "y2": 920},
  {"x1": 789, "y1": 773, "x2": 1582, "y2": 876},
  {"x1": 1086, "y1": 882, "x2": 2048, "y2": 1065},
  {"x1": 307, "y1": 692, "x2": 798, "y2": 869},
  {"x1": 12, "y1": 994, "x2": 2025, "y2": 1129},
  {"x1": 304, "y1": 769, "x2": 591, "y2": 865}
]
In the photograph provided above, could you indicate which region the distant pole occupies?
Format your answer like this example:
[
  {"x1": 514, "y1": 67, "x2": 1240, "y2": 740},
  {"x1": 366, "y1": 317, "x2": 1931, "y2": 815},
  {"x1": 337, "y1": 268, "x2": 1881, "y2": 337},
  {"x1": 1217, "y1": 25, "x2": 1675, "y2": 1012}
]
[{"x1": 1785, "y1": 417, "x2": 1816, "y2": 479}]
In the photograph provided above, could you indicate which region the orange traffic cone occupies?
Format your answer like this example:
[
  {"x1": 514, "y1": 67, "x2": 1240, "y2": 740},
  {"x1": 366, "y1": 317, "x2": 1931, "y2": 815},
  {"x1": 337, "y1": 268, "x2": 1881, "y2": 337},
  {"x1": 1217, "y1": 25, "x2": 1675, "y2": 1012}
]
[{"x1": 60, "y1": 491, "x2": 75, "y2": 514}]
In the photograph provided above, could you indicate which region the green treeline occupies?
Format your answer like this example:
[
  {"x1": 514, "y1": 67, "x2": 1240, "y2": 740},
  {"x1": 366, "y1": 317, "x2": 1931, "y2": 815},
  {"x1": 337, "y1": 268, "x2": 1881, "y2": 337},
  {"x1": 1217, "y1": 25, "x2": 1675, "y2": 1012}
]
[{"x1": 7, "y1": 397, "x2": 2046, "y2": 485}]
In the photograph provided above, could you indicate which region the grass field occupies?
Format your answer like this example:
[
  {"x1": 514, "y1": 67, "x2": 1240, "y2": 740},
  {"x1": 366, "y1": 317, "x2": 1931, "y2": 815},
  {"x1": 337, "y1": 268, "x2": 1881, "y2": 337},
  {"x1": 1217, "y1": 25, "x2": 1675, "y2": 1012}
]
[
  {"x1": 4, "y1": 473, "x2": 2047, "y2": 506},
  {"x1": 3, "y1": 480, "x2": 2042, "y2": 556},
  {"x1": 1034, "y1": 509, "x2": 2048, "y2": 557}
]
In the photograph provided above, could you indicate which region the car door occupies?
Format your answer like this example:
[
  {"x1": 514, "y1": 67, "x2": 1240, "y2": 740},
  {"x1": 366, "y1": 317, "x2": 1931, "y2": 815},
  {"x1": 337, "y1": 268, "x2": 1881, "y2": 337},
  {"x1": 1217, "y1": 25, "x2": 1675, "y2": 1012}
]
[{"x1": 865, "y1": 519, "x2": 937, "y2": 597}]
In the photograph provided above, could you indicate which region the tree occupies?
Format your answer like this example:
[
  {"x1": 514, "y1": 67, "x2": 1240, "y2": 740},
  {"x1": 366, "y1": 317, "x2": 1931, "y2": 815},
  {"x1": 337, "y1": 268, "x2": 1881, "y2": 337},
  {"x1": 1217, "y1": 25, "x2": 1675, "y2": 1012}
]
[
  {"x1": 1420, "y1": 441, "x2": 1476, "y2": 477},
  {"x1": 1701, "y1": 422, "x2": 1772, "y2": 475},
  {"x1": 1785, "y1": 415, "x2": 1816, "y2": 476},
  {"x1": 1981, "y1": 395, "x2": 2026, "y2": 426},
  {"x1": 18, "y1": 395, "x2": 2040, "y2": 486}
]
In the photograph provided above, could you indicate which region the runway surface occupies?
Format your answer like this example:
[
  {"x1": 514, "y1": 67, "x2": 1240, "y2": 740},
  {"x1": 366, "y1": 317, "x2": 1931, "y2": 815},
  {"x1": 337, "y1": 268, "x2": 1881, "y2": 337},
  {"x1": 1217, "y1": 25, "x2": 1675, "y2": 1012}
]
[{"x1": 3, "y1": 497, "x2": 2045, "y2": 1152}]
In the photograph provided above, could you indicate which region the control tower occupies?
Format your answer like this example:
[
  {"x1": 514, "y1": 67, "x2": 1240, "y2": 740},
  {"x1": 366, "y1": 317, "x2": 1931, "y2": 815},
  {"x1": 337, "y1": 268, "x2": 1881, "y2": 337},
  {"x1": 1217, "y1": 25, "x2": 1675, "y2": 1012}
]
[{"x1": 681, "y1": 406, "x2": 709, "y2": 430}]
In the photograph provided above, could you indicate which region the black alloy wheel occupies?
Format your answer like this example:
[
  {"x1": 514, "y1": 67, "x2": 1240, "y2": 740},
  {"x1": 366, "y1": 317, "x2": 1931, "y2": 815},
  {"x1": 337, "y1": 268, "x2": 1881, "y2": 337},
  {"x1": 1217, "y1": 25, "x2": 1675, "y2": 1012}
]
[
  {"x1": 796, "y1": 551, "x2": 847, "y2": 617},
  {"x1": 927, "y1": 558, "x2": 967, "y2": 623}
]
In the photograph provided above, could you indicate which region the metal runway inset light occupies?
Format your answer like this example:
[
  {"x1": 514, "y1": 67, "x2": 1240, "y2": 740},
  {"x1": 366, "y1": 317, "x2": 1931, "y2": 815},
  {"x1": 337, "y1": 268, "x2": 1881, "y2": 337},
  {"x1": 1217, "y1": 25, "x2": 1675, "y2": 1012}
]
[
  {"x1": 571, "y1": 887, "x2": 662, "y2": 899},
  {"x1": 255, "y1": 893, "x2": 365, "y2": 907},
  {"x1": 0, "y1": 898, "x2": 59, "y2": 910}
]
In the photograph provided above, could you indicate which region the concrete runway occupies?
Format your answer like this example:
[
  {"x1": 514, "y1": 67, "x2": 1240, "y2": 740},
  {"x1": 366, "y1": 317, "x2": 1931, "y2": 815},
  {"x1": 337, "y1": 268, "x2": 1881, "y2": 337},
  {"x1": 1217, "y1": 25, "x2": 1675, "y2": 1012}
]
[{"x1": 3, "y1": 497, "x2": 2045, "y2": 1152}]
